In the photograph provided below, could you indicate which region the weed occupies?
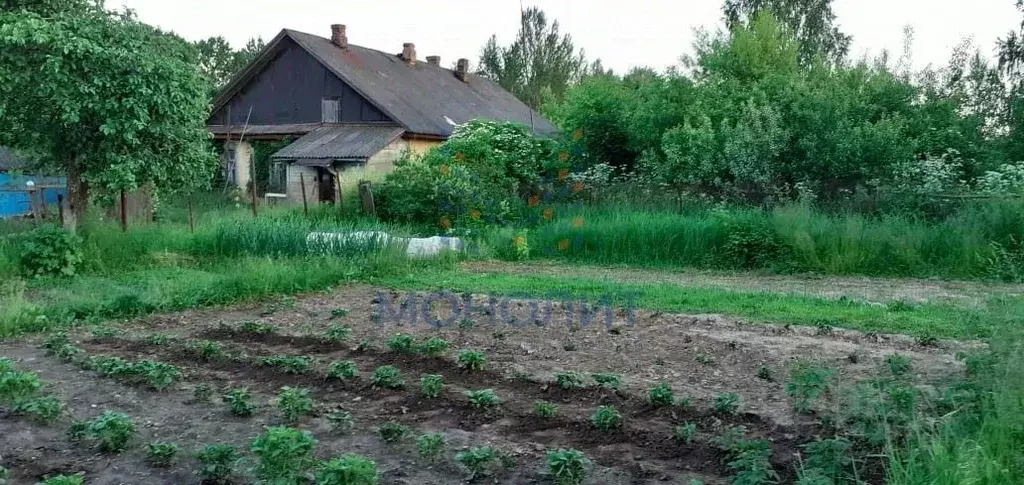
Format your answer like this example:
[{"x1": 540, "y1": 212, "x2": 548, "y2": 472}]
[
  {"x1": 714, "y1": 393, "x2": 743, "y2": 414},
  {"x1": 887, "y1": 300, "x2": 914, "y2": 312},
  {"x1": 326, "y1": 410, "x2": 355, "y2": 434},
  {"x1": 192, "y1": 383, "x2": 214, "y2": 403},
  {"x1": 276, "y1": 386, "x2": 314, "y2": 423},
  {"x1": 591, "y1": 372, "x2": 622, "y2": 389},
  {"x1": 36, "y1": 474, "x2": 85, "y2": 485},
  {"x1": 562, "y1": 341, "x2": 578, "y2": 351},
  {"x1": 87, "y1": 411, "x2": 136, "y2": 453},
  {"x1": 417, "y1": 433, "x2": 447, "y2": 460},
  {"x1": 456, "y1": 350, "x2": 487, "y2": 372},
  {"x1": 223, "y1": 388, "x2": 257, "y2": 417},
  {"x1": 0, "y1": 369, "x2": 42, "y2": 403},
  {"x1": 315, "y1": 454, "x2": 378, "y2": 485},
  {"x1": 916, "y1": 333, "x2": 940, "y2": 347},
  {"x1": 421, "y1": 374, "x2": 445, "y2": 398},
  {"x1": 370, "y1": 365, "x2": 404, "y2": 389},
  {"x1": 260, "y1": 355, "x2": 313, "y2": 375},
  {"x1": 534, "y1": 400, "x2": 560, "y2": 418},
  {"x1": 378, "y1": 421, "x2": 410, "y2": 443},
  {"x1": 417, "y1": 337, "x2": 450, "y2": 356},
  {"x1": 135, "y1": 360, "x2": 180, "y2": 391},
  {"x1": 800, "y1": 438, "x2": 853, "y2": 483},
  {"x1": 455, "y1": 446, "x2": 496, "y2": 479},
  {"x1": 757, "y1": 366, "x2": 774, "y2": 381},
  {"x1": 86, "y1": 356, "x2": 134, "y2": 376},
  {"x1": 886, "y1": 354, "x2": 913, "y2": 376},
  {"x1": 695, "y1": 351, "x2": 716, "y2": 365},
  {"x1": 387, "y1": 334, "x2": 416, "y2": 353},
  {"x1": 146, "y1": 333, "x2": 173, "y2": 345},
  {"x1": 323, "y1": 324, "x2": 352, "y2": 342},
  {"x1": 90, "y1": 325, "x2": 123, "y2": 339},
  {"x1": 497, "y1": 450, "x2": 517, "y2": 469},
  {"x1": 676, "y1": 396, "x2": 693, "y2": 408},
  {"x1": 146, "y1": 442, "x2": 179, "y2": 467},
  {"x1": 67, "y1": 420, "x2": 88, "y2": 442},
  {"x1": 14, "y1": 395, "x2": 63, "y2": 424},
  {"x1": 465, "y1": 389, "x2": 500, "y2": 409},
  {"x1": 51, "y1": 343, "x2": 84, "y2": 361},
  {"x1": 591, "y1": 405, "x2": 622, "y2": 431},
  {"x1": 674, "y1": 422, "x2": 697, "y2": 444},
  {"x1": 190, "y1": 340, "x2": 223, "y2": 361},
  {"x1": 43, "y1": 331, "x2": 70, "y2": 353},
  {"x1": 492, "y1": 330, "x2": 507, "y2": 341},
  {"x1": 250, "y1": 427, "x2": 318, "y2": 484},
  {"x1": 554, "y1": 371, "x2": 586, "y2": 389},
  {"x1": 547, "y1": 448, "x2": 591, "y2": 485},
  {"x1": 711, "y1": 426, "x2": 747, "y2": 451},
  {"x1": 239, "y1": 320, "x2": 277, "y2": 334},
  {"x1": 327, "y1": 360, "x2": 358, "y2": 380},
  {"x1": 195, "y1": 443, "x2": 240, "y2": 483},
  {"x1": 726, "y1": 440, "x2": 778, "y2": 485},
  {"x1": 330, "y1": 308, "x2": 350, "y2": 318},
  {"x1": 648, "y1": 383, "x2": 675, "y2": 407},
  {"x1": 458, "y1": 318, "x2": 475, "y2": 331},
  {"x1": 355, "y1": 338, "x2": 373, "y2": 352},
  {"x1": 786, "y1": 362, "x2": 836, "y2": 413}
]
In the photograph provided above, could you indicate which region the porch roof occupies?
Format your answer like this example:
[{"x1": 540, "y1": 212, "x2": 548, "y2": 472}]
[{"x1": 271, "y1": 124, "x2": 405, "y2": 167}]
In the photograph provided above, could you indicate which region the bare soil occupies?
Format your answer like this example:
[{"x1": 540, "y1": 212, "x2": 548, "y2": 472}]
[{"x1": 0, "y1": 284, "x2": 972, "y2": 484}]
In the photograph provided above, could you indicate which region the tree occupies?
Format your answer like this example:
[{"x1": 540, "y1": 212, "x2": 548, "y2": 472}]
[
  {"x1": 723, "y1": 0, "x2": 851, "y2": 65},
  {"x1": 194, "y1": 36, "x2": 266, "y2": 88},
  {"x1": 478, "y1": 7, "x2": 586, "y2": 109},
  {"x1": 1, "y1": 0, "x2": 88, "y2": 15},
  {"x1": 0, "y1": 5, "x2": 216, "y2": 228}
]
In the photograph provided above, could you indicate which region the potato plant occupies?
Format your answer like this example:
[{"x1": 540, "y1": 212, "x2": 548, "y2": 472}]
[
  {"x1": 725, "y1": 440, "x2": 778, "y2": 485},
  {"x1": 146, "y1": 442, "x2": 179, "y2": 467},
  {"x1": 36, "y1": 474, "x2": 85, "y2": 485},
  {"x1": 192, "y1": 383, "x2": 214, "y2": 403},
  {"x1": 456, "y1": 350, "x2": 487, "y2": 372},
  {"x1": 14, "y1": 395, "x2": 63, "y2": 424},
  {"x1": 189, "y1": 340, "x2": 223, "y2": 361},
  {"x1": 786, "y1": 362, "x2": 836, "y2": 413},
  {"x1": 534, "y1": 400, "x2": 560, "y2": 418},
  {"x1": 239, "y1": 321, "x2": 278, "y2": 334},
  {"x1": 465, "y1": 388, "x2": 500, "y2": 409},
  {"x1": 674, "y1": 422, "x2": 697, "y2": 443},
  {"x1": 327, "y1": 360, "x2": 358, "y2": 380},
  {"x1": 378, "y1": 421, "x2": 410, "y2": 443},
  {"x1": 251, "y1": 427, "x2": 318, "y2": 484},
  {"x1": 547, "y1": 448, "x2": 591, "y2": 485},
  {"x1": 554, "y1": 371, "x2": 586, "y2": 389},
  {"x1": 714, "y1": 393, "x2": 743, "y2": 414},
  {"x1": 135, "y1": 360, "x2": 181, "y2": 391},
  {"x1": 591, "y1": 405, "x2": 622, "y2": 431},
  {"x1": 416, "y1": 433, "x2": 447, "y2": 460},
  {"x1": 315, "y1": 454, "x2": 379, "y2": 485},
  {"x1": 387, "y1": 334, "x2": 416, "y2": 353},
  {"x1": 417, "y1": 337, "x2": 450, "y2": 356},
  {"x1": 421, "y1": 374, "x2": 445, "y2": 398},
  {"x1": 370, "y1": 365, "x2": 404, "y2": 389},
  {"x1": 886, "y1": 354, "x2": 913, "y2": 376},
  {"x1": 260, "y1": 355, "x2": 313, "y2": 375},
  {"x1": 326, "y1": 411, "x2": 355, "y2": 433},
  {"x1": 87, "y1": 411, "x2": 136, "y2": 452},
  {"x1": 195, "y1": 443, "x2": 240, "y2": 483},
  {"x1": 322, "y1": 324, "x2": 352, "y2": 342},
  {"x1": 591, "y1": 372, "x2": 622, "y2": 389},
  {"x1": 649, "y1": 383, "x2": 675, "y2": 407},
  {"x1": 455, "y1": 446, "x2": 496, "y2": 479},
  {"x1": 276, "y1": 386, "x2": 314, "y2": 423},
  {"x1": 224, "y1": 388, "x2": 257, "y2": 417}
]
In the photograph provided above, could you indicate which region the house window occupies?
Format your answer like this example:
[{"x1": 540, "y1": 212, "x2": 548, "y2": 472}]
[
  {"x1": 322, "y1": 98, "x2": 340, "y2": 123},
  {"x1": 268, "y1": 162, "x2": 288, "y2": 194}
]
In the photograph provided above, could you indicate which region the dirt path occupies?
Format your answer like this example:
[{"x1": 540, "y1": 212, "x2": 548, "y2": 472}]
[{"x1": 462, "y1": 261, "x2": 1024, "y2": 306}]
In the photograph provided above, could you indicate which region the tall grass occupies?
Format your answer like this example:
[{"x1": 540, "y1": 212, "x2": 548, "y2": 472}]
[{"x1": 494, "y1": 201, "x2": 1024, "y2": 280}]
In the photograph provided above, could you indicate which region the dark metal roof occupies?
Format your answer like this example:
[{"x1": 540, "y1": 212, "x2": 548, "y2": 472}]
[
  {"x1": 212, "y1": 29, "x2": 558, "y2": 138},
  {"x1": 0, "y1": 147, "x2": 26, "y2": 171},
  {"x1": 271, "y1": 124, "x2": 405, "y2": 165}
]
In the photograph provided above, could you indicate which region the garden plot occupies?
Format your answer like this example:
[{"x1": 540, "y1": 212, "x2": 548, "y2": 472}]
[{"x1": 0, "y1": 285, "x2": 971, "y2": 484}]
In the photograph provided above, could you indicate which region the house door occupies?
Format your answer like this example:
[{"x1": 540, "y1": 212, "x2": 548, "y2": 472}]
[{"x1": 317, "y1": 167, "x2": 336, "y2": 204}]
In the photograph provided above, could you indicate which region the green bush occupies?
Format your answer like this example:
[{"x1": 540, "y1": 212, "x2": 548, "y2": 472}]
[
  {"x1": 370, "y1": 365, "x2": 404, "y2": 389},
  {"x1": 547, "y1": 449, "x2": 591, "y2": 485},
  {"x1": 454, "y1": 446, "x2": 496, "y2": 479},
  {"x1": 421, "y1": 374, "x2": 445, "y2": 398},
  {"x1": 87, "y1": 411, "x2": 136, "y2": 452},
  {"x1": 146, "y1": 442, "x2": 179, "y2": 467},
  {"x1": 276, "y1": 386, "x2": 314, "y2": 423},
  {"x1": 327, "y1": 361, "x2": 358, "y2": 380},
  {"x1": 648, "y1": 383, "x2": 675, "y2": 407},
  {"x1": 17, "y1": 225, "x2": 84, "y2": 278},
  {"x1": 378, "y1": 421, "x2": 410, "y2": 443},
  {"x1": 195, "y1": 443, "x2": 240, "y2": 483},
  {"x1": 416, "y1": 433, "x2": 447, "y2": 460},
  {"x1": 35, "y1": 474, "x2": 85, "y2": 485},
  {"x1": 316, "y1": 454, "x2": 379, "y2": 485},
  {"x1": 250, "y1": 427, "x2": 318, "y2": 483},
  {"x1": 590, "y1": 405, "x2": 622, "y2": 431}
]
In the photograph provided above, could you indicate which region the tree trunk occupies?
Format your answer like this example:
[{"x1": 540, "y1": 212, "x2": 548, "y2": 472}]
[{"x1": 63, "y1": 156, "x2": 88, "y2": 231}]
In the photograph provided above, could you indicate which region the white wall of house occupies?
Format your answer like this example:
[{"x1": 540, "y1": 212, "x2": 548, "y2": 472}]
[{"x1": 223, "y1": 141, "x2": 254, "y2": 192}]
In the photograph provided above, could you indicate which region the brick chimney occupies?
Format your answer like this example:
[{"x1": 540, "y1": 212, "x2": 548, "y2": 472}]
[
  {"x1": 455, "y1": 58, "x2": 469, "y2": 82},
  {"x1": 426, "y1": 55, "x2": 440, "y2": 66},
  {"x1": 401, "y1": 43, "x2": 417, "y2": 66},
  {"x1": 331, "y1": 24, "x2": 347, "y2": 49}
]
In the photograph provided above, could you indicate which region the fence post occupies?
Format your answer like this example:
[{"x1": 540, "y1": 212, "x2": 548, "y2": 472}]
[
  {"x1": 358, "y1": 181, "x2": 376, "y2": 216},
  {"x1": 56, "y1": 193, "x2": 64, "y2": 225},
  {"x1": 39, "y1": 188, "x2": 48, "y2": 219},
  {"x1": 188, "y1": 196, "x2": 195, "y2": 233},
  {"x1": 335, "y1": 173, "x2": 345, "y2": 216},
  {"x1": 300, "y1": 172, "x2": 309, "y2": 218},
  {"x1": 120, "y1": 189, "x2": 127, "y2": 232}
]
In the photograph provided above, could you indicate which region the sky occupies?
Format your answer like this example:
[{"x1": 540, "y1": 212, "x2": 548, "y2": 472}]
[{"x1": 116, "y1": 0, "x2": 1023, "y2": 74}]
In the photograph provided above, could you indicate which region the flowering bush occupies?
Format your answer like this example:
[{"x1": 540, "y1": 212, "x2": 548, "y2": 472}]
[{"x1": 977, "y1": 162, "x2": 1024, "y2": 195}]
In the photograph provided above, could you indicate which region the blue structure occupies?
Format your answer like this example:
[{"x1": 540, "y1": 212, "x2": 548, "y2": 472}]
[{"x1": 0, "y1": 147, "x2": 65, "y2": 218}]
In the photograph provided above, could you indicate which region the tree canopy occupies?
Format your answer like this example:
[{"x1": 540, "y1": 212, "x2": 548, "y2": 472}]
[
  {"x1": 194, "y1": 35, "x2": 267, "y2": 88},
  {"x1": 722, "y1": 0, "x2": 851, "y2": 65},
  {"x1": 0, "y1": 3, "x2": 216, "y2": 227}
]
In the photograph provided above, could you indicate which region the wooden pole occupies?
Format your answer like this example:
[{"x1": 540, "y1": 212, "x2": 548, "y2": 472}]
[
  {"x1": 358, "y1": 181, "x2": 376, "y2": 216},
  {"x1": 188, "y1": 196, "x2": 195, "y2": 233},
  {"x1": 120, "y1": 189, "x2": 127, "y2": 232},
  {"x1": 29, "y1": 189, "x2": 40, "y2": 221},
  {"x1": 335, "y1": 171, "x2": 345, "y2": 216},
  {"x1": 56, "y1": 193, "x2": 64, "y2": 225},
  {"x1": 300, "y1": 172, "x2": 309, "y2": 218},
  {"x1": 39, "y1": 189, "x2": 48, "y2": 219}
]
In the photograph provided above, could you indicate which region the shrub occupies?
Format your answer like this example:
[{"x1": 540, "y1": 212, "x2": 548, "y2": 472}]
[
  {"x1": 591, "y1": 405, "x2": 622, "y2": 431},
  {"x1": 276, "y1": 386, "x2": 314, "y2": 423},
  {"x1": 416, "y1": 433, "x2": 447, "y2": 460},
  {"x1": 316, "y1": 454, "x2": 379, "y2": 485},
  {"x1": 534, "y1": 400, "x2": 560, "y2": 418},
  {"x1": 417, "y1": 337, "x2": 450, "y2": 356},
  {"x1": 146, "y1": 442, "x2": 179, "y2": 467},
  {"x1": 378, "y1": 421, "x2": 410, "y2": 443},
  {"x1": 386, "y1": 334, "x2": 415, "y2": 353},
  {"x1": 714, "y1": 393, "x2": 743, "y2": 414},
  {"x1": 465, "y1": 389, "x2": 500, "y2": 409},
  {"x1": 649, "y1": 383, "x2": 675, "y2": 407},
  {"x1": 195, "y1": 444, "x2": 240, "y2": 483},
  {"x1": 547, "y1": 449, "x2": 591, "y2": 485},
  {"x1": 87, "y1": 411, "x2": 136, "y2": 452},
  {"x1": 322, "y1": 324, "x2": 352, "y2": 342},
  {"x1": 224, "y1": 388, "x2": 257, "y2": 417},
  {"x1": 554, "y1": 371, "x2": 586, "y2": 389},
  {"x1": 786, "y1": 362, "x2": 836, "y2": 413},
  {"x1": 250, "y1": 427, "x2": 318, "y2": 483},
  {"x1": 326, "y1": 411, "x2": 355, "y2": 433},
  {"x1": 17, "y1": 225, "x2": 84, "y2": 278},
  {"x1": 456, "y1": 350, "x2": 487, "y2": 372},
  {"x1": 35, "y1": 474, "x2": 85, "y2": 485},
  {"x1": 420, "y1": 374, "x2": 445, "y2": 398},
  {"x1": 591, "y1": 372, "x2": 622, "y2": 389},
  {"x1": 674, "y1": 422, "x2": 697, "y2": 444},
  {"x1": 327, "y1": 361, "x2": 358, "y2": 380},
  {"x1": 370, "y1": 365, "x2": 404, "y2": 389},
  {"x1": 454, "y1": 446, "x2": 496, "y2": 479}
]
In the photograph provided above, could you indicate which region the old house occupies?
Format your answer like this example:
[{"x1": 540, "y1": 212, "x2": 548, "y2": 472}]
[{"x1": 207, "y1": 24, "x2": 556, "y2": 204}]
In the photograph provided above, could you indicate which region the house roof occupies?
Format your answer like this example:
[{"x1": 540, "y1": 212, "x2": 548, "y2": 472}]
[
  {"x1": 272, "y1": 124, "x2": 405, "y2": 166},
  {"x1": 208, "y1": 123, "x2": 323, "y2": 139},
  {"x1": 211, "y1": 29, "x2": 557, "y2": 139},
  {"x1": 0, "y1": 147, "x2": 26, "y2": 172}
]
